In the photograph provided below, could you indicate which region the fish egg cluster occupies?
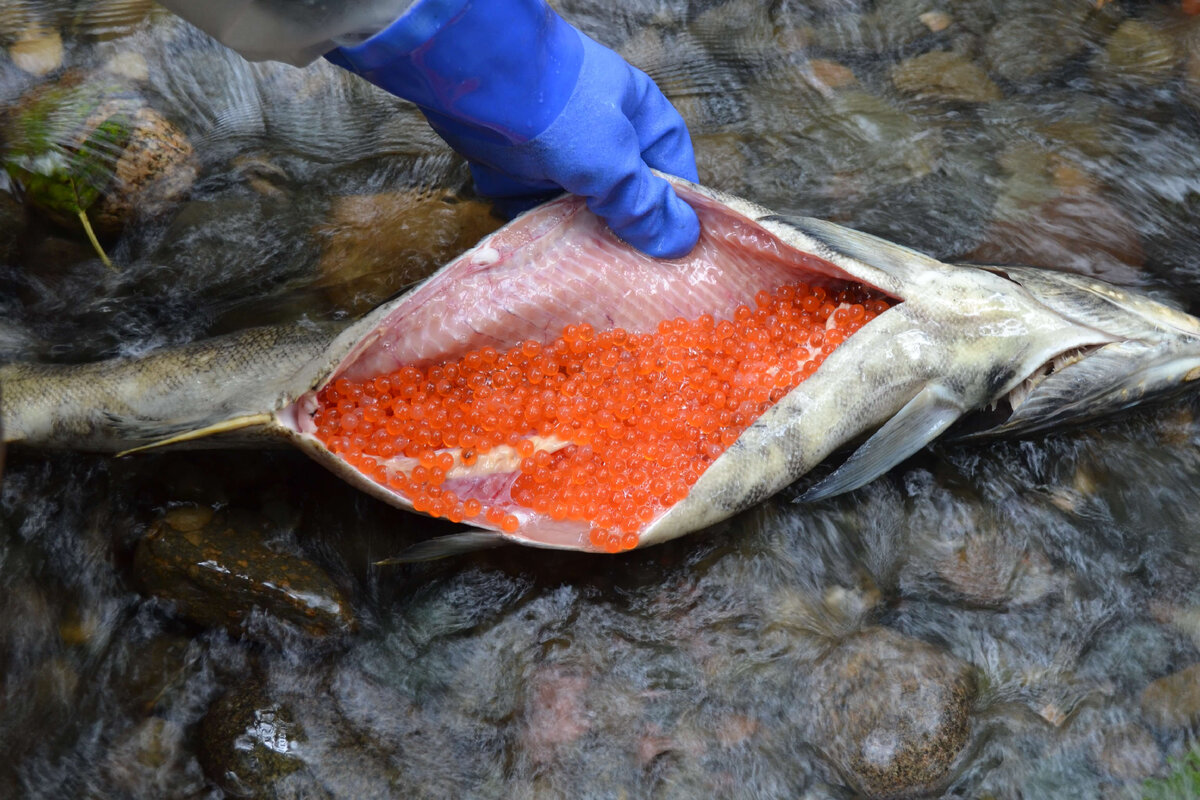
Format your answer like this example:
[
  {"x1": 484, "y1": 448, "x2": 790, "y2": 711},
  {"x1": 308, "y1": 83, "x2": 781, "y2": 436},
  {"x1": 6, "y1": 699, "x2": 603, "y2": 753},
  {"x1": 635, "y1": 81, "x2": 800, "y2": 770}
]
[{"x1": 312, "y1": 282, "x2": 891, "y2": 552}]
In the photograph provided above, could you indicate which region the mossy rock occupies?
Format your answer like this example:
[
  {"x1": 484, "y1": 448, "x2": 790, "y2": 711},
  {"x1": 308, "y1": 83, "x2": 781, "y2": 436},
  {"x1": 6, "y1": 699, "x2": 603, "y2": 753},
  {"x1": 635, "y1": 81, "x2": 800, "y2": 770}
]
[{"x1": 2, "y1": 71, "x2": 195, "y2": 238}]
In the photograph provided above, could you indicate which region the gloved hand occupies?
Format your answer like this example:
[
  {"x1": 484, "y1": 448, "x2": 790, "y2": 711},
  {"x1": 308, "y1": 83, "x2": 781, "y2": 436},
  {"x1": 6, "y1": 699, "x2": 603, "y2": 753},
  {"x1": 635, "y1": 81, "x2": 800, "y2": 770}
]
[{"x1": 325, "y1": 0, "x2": 700, "y2": 259}]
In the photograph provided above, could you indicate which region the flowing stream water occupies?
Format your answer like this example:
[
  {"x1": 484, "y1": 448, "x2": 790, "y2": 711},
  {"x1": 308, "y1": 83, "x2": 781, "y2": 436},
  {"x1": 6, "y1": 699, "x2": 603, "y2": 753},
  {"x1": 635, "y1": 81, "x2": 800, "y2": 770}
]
[{"x1": 3, "y1": 1, "x2": 1200, "y2": 797}]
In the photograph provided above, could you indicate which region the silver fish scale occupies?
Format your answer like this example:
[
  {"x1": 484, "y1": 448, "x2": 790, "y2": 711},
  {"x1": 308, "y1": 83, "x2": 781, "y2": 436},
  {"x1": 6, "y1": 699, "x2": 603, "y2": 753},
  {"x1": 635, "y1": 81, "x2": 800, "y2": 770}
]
[{"x1": 0, "y1": 322, "x2": 343, "y2": 451}]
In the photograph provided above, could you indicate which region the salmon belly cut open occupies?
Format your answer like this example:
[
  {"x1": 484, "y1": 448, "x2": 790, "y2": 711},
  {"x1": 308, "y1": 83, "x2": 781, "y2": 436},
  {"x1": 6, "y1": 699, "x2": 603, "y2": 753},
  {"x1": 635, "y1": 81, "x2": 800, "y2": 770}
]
[{"x1": 286, "y1": 185, "x2": 897, "y2": 552}]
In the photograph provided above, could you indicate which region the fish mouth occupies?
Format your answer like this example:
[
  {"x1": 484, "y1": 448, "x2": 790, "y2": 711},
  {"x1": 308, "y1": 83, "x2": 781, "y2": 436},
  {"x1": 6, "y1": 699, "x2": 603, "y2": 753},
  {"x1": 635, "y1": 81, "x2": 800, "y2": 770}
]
[{"x1": 280, "y1": 183, "x2": 899, "y2": 552}]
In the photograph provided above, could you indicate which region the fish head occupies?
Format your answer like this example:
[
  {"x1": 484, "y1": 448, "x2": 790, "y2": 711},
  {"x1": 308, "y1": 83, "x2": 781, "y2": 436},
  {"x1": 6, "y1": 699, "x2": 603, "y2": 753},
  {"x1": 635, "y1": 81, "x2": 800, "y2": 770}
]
[{"x1": 952, "y1": 265, "x2": 1200, "y2": 438}]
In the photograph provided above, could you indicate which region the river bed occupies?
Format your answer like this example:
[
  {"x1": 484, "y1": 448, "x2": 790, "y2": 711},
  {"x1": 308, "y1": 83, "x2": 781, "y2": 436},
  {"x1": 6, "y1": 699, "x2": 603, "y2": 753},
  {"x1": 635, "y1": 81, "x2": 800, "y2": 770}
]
[{"x1": 3, "y1": 1, "x2": 1200, "y2": 797}]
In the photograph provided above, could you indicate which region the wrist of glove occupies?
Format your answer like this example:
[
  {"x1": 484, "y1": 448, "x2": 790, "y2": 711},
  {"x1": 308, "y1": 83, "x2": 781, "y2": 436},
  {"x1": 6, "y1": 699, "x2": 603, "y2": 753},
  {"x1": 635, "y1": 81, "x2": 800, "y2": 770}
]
[{"x1": 325, "y1": 0, "x2": 700, "y2": 259}]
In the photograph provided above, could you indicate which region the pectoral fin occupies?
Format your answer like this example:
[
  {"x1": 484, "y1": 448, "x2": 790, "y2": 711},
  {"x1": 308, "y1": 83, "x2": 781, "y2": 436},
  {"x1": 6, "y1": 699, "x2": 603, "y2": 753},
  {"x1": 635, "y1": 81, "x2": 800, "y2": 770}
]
[
  {"x1": 376, "y1": 531, "x2": 508, "y2": 564},
  {"x1": 798, "y1": 383, "x2": 967, "y2": 502}
]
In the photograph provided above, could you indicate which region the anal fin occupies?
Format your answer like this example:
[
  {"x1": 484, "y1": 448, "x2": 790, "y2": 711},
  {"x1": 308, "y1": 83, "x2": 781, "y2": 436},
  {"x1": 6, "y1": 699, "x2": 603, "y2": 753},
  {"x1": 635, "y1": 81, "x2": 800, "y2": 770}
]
[
  {"x1": 799, "y1": 383, "x2": 966, "y2": 502},
  {"x1": 376, "y1": 531, "x2": 508, "y2": 564}
]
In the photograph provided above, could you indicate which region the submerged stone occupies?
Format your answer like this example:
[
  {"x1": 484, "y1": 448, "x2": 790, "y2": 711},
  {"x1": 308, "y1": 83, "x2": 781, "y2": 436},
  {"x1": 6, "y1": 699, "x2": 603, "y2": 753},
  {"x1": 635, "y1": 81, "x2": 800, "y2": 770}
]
[
  {"x1": 102, "y1": 716, "x2": 206, "y2": 799},
  {"x1": 9, "y1": 28, "x2": 63, "y2": 76},
  {"x1": 982, "y1": 6, "x2": 1110, "y2": 85},
  {"x1": 970, "y1": 195, "x2": 1144, "y2": 287},
  {"x1": 0, "y1": 190, "x2": 27, "y2": 264},
  {"x1": 196, "y1": 684, "x2": 311, "y2": 798},
  {"x1": 1140, "y1": 663, "x2": 1200, "y2": 729},
  {"x1": 315, "y1": 190, "x2": 502, "y2": 314},
  {"x1": 806, "y1": 627, "x2": 976, "y2": 798},
  {"x1": 132, "y1": 507, "x2": 355, "y2": 637},
  {"x1": 1098, "y1": 19, "x2": 1179, "y2": 86},
  {"x1": 924, "y1": 529, "x2": 1058, "y2": 609},
  {"x1": 70, "y1": 0, "x2": 157, "y2": 41},
  {"x1": 1090, "y1": 722, "x2": 1165, "y2": 782},
  {"x1": 892, "y1": 51, "x2": 1002, "y2": 103}
]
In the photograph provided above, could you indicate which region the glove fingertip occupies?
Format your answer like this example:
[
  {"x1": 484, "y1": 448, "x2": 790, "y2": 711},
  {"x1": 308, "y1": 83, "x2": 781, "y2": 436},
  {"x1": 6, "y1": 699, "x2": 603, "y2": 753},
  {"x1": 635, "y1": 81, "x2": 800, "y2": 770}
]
[{"x1": 614, "y1": 189, "x2": 700, "y2": 260}]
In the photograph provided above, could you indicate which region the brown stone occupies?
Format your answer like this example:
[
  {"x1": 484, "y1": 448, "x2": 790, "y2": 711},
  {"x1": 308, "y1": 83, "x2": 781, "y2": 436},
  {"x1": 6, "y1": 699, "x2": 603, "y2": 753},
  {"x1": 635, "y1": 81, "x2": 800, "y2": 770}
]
[
  {"x1": 807, "y1": 627, "x2": 976, "y2": 797},
  {"x1": 809, "y1": 59, "x2": 858, "y2": 89},
  {"x1": 1091, "y1": 722, "x2": 1164, "y2": 782},
  {"x1": 133, "y1": 508, "x2": 355, "y2": 637},
  {"x1": 969, "y1": 195, "x2": 1144, "y2": 287},
  {"x1": 892, "y1": 51, "x2": 1002, "y2": 103},
  {"x1": 315, "y1": 190, "x2": 503, "y2": 314},
  {"x1": 1140, "y1": 663, "x2": 1200, "y2": 729},
  {"x1": 9, "y1": 28, "x2": 62, "y2": 76}
]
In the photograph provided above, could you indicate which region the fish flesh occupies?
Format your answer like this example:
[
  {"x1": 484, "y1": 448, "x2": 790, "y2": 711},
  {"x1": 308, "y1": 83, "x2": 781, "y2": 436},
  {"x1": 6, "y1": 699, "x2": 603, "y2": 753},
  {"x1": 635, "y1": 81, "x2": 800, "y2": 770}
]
[{"x1": 5, "y1": 177, "x2": 1200, "y2": 554}]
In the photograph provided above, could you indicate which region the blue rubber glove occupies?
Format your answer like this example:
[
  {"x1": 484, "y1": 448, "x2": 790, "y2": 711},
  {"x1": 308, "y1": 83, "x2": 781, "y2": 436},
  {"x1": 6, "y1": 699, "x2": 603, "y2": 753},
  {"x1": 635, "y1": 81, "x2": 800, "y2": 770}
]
[{"x1": 325, "y1": 0, "x2": 700, "y2": 259}]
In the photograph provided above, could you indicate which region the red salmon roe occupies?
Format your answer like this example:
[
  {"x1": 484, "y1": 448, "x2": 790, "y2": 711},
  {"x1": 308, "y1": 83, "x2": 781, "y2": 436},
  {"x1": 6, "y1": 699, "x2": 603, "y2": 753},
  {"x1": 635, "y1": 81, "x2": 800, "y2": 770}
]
[{"x1": 312, "y1": 281, "x2": 892, "y2": 552}]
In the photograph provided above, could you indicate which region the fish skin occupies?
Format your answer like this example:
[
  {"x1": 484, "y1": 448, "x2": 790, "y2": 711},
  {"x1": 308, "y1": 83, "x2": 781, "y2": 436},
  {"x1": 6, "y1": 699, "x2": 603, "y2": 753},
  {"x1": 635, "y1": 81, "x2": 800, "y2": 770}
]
[
  {"x1": 0, "y1": 322, "x2": 346, "y2": 452},
  {"x1": 4, "y1": 177, "x2": 1200, "y2": 553},
  {"x1": 635, "y1": 207, "x2": 1119, "y2": 546}
]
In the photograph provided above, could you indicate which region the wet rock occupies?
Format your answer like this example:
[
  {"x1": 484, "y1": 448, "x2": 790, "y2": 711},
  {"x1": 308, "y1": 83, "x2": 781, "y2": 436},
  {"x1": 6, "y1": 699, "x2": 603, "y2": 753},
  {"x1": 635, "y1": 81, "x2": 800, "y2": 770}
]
[
  {"x1": 994, "y1": 142, "x2": 1060, "y2": 211},
  {"x1": 982, "y1": 7, "x2": 1107, "y2": 85},
  {"x1": 694, "y1": 132, "x2": 749, "y2": 193},
  {"x1": 752, "y1": 88, "x2": 940, "y2": 212},
  {"x1": 103, "y1": 716, "x2": 207, "y2": 798},
  {"x1": 892, "y1": 51, "x2": 1002, "y2": 103},
  {"x1": 153, "y1": 192, "x2": 321, "y2": 302},
  {"x1": 924, "y1": 530, "x2": 1058, "y2": 609},
  {"x1": 919, "y1": 12, "x2": 951, "y2": 33},
  {"x1": 23, "y1": 233, "x2": 97, "y2": 277},
  {"x1": 197, "y1": 684, "x2": 313, "y2": 798},
  {"x1": 1140, "y1": 663, "x2": 1200, "y2": 729},
  {"x1": 806, "y1": 627, "x2": 976, "y2": 798},
  {"x1": 690, "y1": 0, "x2": 794, "y2": 68},
  {"x1": 101, "y1": 51, "x2": 150, "y2": 83},
  {"x1": 808, "y1": 58, "x2": 858, "y2": 89},
  {"x1": 617, "y1": 26, "x2": 748, "y2": 132},
  {"x1": 810, "y1": 0, "x2": 939, "y2": 58},
  {"x1": 230, "y1": 153, "x2": 290, "y2": 198},
  {"x1": 522, "y1": 667, "x2": 591, "y2": 766},
  {"x1": 116, "y1": 634, "x2": 197, "y2": 714},
  {"x1": 1151, "y1": 598, "x2": 1200, "y2": 651},
  {"x1": 132, "y1": 506, "x2": 355, "y2": 637},
  {"x1": 1090, "y1": 721, "x2": 1164, "y2": 782},
  {"x1": 8, "y1": 28, "x2": 63, "y2": 76},
  {"x1": 0, "y1": 189, "x2": 27, "y2": 263},
  {"x1": 71, "y1": 0, "x2": 157, "y2": 41},
  {"x1": 163, "y1": 504, "x2": 217, "y2": 532},
  {"x1": 315, "y1": 189, "x2": 502, "y2": 314},
  {"x1": 1183, "y1": 15, "x2": 1200, "y2": 91},
  {"x1": 969, "y1": 195, "x2": 1144, "y2": 287},
  {"x1": 1097, "y1": 19, "x2": 1180, "y2": 86},
  {"x1": 839, "y1": 157, "x2": 996, "y2": 260}
]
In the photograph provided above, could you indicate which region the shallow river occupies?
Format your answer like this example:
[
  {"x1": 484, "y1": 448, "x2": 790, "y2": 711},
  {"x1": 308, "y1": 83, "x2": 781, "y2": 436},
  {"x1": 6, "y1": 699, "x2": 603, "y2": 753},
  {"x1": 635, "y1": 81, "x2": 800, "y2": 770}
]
[{"x1": 3, "y1": 1, "x2": 1200, "y2": 797}]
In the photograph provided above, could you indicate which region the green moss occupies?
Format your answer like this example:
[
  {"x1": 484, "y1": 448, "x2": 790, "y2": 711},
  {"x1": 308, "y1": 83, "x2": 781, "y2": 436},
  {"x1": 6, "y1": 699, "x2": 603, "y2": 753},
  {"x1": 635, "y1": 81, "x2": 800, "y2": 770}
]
[{"x1": 1142, "y1": 743, "x2": 1200, "y2": 800}]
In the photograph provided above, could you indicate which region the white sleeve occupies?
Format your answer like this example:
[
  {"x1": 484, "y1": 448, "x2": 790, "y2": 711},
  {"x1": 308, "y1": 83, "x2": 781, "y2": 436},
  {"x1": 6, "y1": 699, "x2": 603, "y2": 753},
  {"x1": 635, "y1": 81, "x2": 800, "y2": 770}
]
[{"x1": 157, "y1": 0, "x2": 417, "y2": 66}]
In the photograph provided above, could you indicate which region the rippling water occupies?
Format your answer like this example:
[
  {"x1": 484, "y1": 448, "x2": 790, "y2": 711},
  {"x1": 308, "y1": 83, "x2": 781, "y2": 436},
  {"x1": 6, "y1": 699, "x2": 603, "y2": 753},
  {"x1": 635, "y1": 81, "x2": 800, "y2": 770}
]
[{"x1": 3, "y1": 0, "x2": 1200, "y2": 797}]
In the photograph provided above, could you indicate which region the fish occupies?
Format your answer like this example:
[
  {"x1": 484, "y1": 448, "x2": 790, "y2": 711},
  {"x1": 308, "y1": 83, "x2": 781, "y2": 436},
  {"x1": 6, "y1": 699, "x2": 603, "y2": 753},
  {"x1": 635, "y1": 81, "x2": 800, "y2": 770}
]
[{"x1": 5, "y1": 177, "x2": 1200, "y2": 555}]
